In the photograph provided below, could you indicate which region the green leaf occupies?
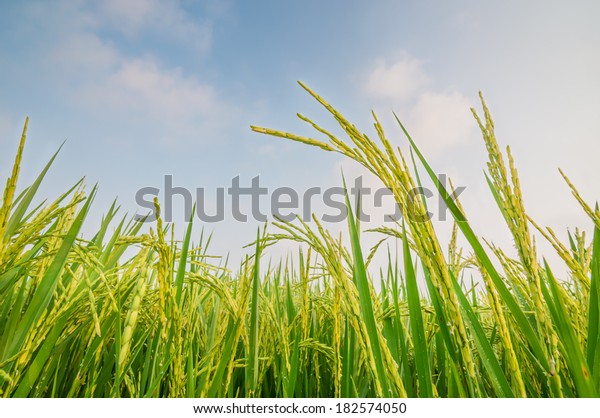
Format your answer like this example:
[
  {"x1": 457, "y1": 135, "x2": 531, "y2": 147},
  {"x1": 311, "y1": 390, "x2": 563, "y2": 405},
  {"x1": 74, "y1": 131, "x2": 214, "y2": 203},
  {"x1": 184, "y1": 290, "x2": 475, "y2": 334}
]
[
  {"x1": 451, "y1": 272, "x2": 514, "y2": 397},
  {"x1": 588, "y1": 223, "x2": 600, "y2": 386},
  {"x1": 541, "y1": 261, "x2": 596, "y2": 397},
  {"x1": 175, "y1": 204, "x2": 195, "y2": 306},
  {"x1": 246, "y1": 229, "x2": 261, "y2": 396},
  {"x1": 402, "y1": 225, "x2": 434, "y2": 397},
  {"x1": 343, "y1": 181, "x2": 393, "y2": 397}
]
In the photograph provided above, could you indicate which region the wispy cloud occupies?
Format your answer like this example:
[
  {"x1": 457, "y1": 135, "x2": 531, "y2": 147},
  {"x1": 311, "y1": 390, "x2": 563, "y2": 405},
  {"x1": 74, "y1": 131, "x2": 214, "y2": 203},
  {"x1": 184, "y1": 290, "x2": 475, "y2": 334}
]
[
  {"x1": 406, "y1": 90, "x2": 474, "y2": 154},
  {"x1": 78, "y1": 57, "x2": 232, "y2": 143},
  {"x1": 89, "y1": 0, "x2": 213, "y2": 52},
  {"x1": 363, "y1": 52, "x2": 475, "y2": 156},
  {"x1": 364, "y1": 53, "x2": 430, "y2": 102},
  {"x1": 30, "y1": 0, "x2": 235, "y2": 145},
  {"x1": 46, "y1": 32, "x2": 120, "y2": 78}
]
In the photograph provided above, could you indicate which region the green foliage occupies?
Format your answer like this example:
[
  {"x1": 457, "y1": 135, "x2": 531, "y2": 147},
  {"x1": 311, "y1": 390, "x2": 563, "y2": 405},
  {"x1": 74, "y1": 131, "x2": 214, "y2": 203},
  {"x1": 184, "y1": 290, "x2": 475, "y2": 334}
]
[{"x1": 1, "y1": 85, "x2": 599, "y2": 397}]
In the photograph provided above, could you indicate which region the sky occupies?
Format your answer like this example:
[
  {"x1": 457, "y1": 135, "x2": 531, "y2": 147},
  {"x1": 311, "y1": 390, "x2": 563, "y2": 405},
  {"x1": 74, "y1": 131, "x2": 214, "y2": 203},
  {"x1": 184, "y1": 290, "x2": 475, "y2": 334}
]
[{"x1": 1, "y1": 0, "x2": 599, "y2": 270}]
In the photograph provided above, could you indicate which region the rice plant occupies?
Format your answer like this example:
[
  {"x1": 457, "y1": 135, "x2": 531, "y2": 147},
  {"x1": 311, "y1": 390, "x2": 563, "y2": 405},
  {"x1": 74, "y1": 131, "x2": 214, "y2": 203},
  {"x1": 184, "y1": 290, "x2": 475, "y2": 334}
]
[{"x1": 0, "y1": 84, "x2": 598, "y2": 397}]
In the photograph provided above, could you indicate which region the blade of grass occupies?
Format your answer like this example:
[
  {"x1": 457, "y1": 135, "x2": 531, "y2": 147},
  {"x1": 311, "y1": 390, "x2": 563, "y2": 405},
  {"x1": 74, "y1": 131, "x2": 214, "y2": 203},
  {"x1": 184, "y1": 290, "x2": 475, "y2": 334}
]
[
  {"x1": 402, "y1": 225, "x2": 434, "y2": 397},
  {"x1": 246, "y1": 229, "x2": 261, "y2": 396},
  {"x1": 343, "y1": 181, "x2": 394, "y2": 397},
  {"x1": 588, "y1": 222, "x2": 600, "y2": 386},
  {"x1": 541, "y1": 261, "x2": 596, "y2": 397},
  {"x1": 451, "y1": 272, "x2": 514, "y2": 397}
]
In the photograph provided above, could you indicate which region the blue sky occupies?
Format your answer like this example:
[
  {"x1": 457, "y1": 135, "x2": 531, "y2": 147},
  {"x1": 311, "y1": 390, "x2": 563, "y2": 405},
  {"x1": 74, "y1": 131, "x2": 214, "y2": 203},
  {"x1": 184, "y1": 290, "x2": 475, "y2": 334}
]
[{"x1": 1, "y1": 0, "x2": 599, "y2": 265}]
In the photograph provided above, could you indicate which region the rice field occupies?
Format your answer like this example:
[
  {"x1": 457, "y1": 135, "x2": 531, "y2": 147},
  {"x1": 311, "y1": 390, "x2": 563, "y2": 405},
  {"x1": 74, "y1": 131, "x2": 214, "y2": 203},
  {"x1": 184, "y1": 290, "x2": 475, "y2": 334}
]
[{"x1": 0, "y1": 84, "x2": 598, "y2": 398}]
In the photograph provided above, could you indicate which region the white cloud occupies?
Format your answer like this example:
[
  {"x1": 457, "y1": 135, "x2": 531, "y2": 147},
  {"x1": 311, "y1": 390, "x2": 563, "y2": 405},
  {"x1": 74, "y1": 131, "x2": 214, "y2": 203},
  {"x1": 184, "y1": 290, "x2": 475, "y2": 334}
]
[
  {"x1": 79, "y1": 57, "x2": 231, "y2": 142},
  {"x1": 364, "y1": 54, "x2": 429, "y2": 101},
  {"x1": 35, "y1": 1, "x2": 232, "y2": 145},
  {"x1": 99, "y1": 0, "x2": 165, "y2": 29},
  {"x1": 47, "y1": 32, "x2": 120, "y2": 77},
  {"x1": 363, "y1": 52, "x2": 475, "y2": 156},
  {"x1": 94, "y1": 58, "x2": 217, "y2": 117},
  {"x1": 405, "y1": 90, "x2": 475, "y2": 155},
  {"x1": 91, "y1": 0, "x2": 212, "y2": 51}
]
